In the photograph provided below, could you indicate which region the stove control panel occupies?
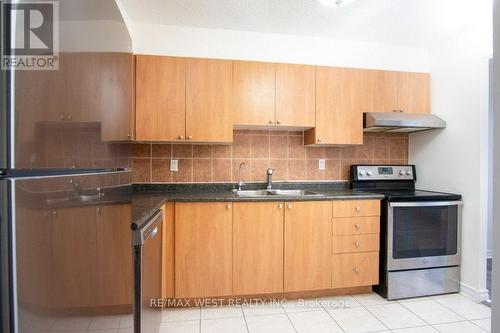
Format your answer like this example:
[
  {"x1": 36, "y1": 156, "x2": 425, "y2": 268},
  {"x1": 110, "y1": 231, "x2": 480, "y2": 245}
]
[{"x1": 351, "y1": 165, "x2": 416, "y2": 181}]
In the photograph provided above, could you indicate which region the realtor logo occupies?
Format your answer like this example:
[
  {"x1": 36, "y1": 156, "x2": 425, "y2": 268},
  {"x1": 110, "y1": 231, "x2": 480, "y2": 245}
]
[{"x1": 1, "y1": 0, "x2": 59, "y2": 70}]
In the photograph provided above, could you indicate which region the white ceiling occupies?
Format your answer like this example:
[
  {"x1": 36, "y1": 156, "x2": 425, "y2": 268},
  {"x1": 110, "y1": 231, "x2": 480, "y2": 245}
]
[{"x1": 120, "y1": 0, "x2": 491, "y2": 48}]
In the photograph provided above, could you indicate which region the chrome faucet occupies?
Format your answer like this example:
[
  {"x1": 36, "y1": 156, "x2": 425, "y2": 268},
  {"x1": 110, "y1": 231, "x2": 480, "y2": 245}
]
[
  {"x1": 237, "y1": 162, "x2": 247, "y2": 191},
  {"x1": 266, "y1": 168, "x2": 274, "y2": 190}
]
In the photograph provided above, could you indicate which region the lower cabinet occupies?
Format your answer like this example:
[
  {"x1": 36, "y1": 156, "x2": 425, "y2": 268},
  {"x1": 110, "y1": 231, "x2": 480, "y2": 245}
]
[
  {"x1": 284, "y1": 201, "x2": 332, "y2": 292},
  {"x1": 332, "y1": 252, "x2": 379, "y2": 288},
  {"x1": 168, "y1": 199, "x2": 380, "y2": 298},
  {"x1": 233, "y1": 202, "x2": 284, "y2": 295},
  {"x1": 175, "y1": 202, "x2": 233, "y2": 298}
]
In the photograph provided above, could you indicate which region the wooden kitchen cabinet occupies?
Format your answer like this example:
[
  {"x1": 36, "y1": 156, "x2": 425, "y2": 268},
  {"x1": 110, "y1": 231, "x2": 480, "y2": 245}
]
[
  {"x1": 100, "y1": 53, "x2": 135, "y2": 141},
  {"x1": 332, "y1": 252, "x2": 379, "y2": 288},
  {"x1": 175, "y1": 202, "x2": 233, "y2": 298},
  {"x1": 363, "y1": 69, "x2": 430, "y2": 114},
  {"x1": 397, "y1": 71, "x2": 430, "y2": 114},
  {"x1": 186, "y1": 58, "x2": 233, "y2": 142},
  {"x1": 284, "y1": 201, "x2": 332, "y2": 292},
  {"x1": 305, "y1": 67, "x2": 364, "y2": 145},
  {"x1": 233, "y1": 202, "x2": 284, "y2": 295},
  {"x1": 95, "y1": 204, "x2": 133, "y2": 307},
  {"x1": 276, "y1": 63, "x2": 316, "y2": 128},
  {"x1": 135, "y1": 55, "x2": 186, "y2": 142},
  {"x1": 233, "y1": 61, "x2": 276, "y2": 126}
]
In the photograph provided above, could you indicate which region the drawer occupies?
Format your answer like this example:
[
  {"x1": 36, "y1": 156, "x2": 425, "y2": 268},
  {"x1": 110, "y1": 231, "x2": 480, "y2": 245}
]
[
  {"x1": 332, "y1": 234, "x2": 380, "y2": 254},
  {"x1": 333, "y1": 217, "x2": 380, "y2": 235},
  {"x1": 332, "y1": 252, "x2": 379, "y2": 288},
  {"x1": 332, "y1": 200, "x2": 380, "y2": 218}
]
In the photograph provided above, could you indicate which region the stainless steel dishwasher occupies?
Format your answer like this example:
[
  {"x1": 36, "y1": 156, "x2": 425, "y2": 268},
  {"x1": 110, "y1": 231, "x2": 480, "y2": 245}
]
[{"x1": 133, "y1": 209, "x2": 163, "y2": 333}]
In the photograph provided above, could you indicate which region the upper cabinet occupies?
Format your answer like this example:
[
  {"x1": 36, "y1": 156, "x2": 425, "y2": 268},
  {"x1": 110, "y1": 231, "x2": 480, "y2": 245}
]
[
  {"x1": 276, "y1": 63, "x2": 316, "y2": 128},
  {"x1": 233, "y1": 61, "x2": 276, "y2": 127},
  {"x1": 363, "y1": 70, "x2": 430, "y2": 114},
  {"x1": 133, "y1": 55, "x2": 430, "y2": 144},
  {"x1": 305, "y1": 67, "x2": 364, "y2": 146},
  {"x1": 397, "y1": 72, "x2": 430, "y2": 114},
  {"x1": 135, "y1": 55, "x2": 186, "y2": 142},
  {"x1": 186, "y1": 58, "x2": 233, "y2": 143},
  {"x1": 135, "y1": 56, "x2": 233, "y2": 143}
]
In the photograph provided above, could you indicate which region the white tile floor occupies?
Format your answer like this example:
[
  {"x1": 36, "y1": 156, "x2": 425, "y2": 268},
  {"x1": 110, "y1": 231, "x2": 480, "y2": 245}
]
[
  {"x1": 157, "y1": 292, "x2": 491, "y2": 333},
  {"x1": 30, "y1": 292, "x2": 491, "y2": 333}
]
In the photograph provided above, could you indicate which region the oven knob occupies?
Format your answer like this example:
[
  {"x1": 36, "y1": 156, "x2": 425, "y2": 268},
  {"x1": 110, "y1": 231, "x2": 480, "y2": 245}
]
[
  {"x1": 367, "y1": 170, "x2": 373, "y2": 176},
  {"x1": 399, "y1": 170, "x2": 406, "y2": 176},
  {"x1": 358, "y1": 170, "x2": 366, "y2": 176}
]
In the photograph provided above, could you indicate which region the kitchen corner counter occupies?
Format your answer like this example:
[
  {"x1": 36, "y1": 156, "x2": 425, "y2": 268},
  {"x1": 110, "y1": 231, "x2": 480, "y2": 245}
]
[{"x1": 131, "y1": 182, "x2": 384, "y2": 230}]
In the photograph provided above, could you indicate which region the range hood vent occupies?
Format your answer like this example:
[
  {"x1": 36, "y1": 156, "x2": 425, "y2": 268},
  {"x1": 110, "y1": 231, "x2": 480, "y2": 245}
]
[{"x1": 363, "y1": 112, "x2": 446, "y2": 133}]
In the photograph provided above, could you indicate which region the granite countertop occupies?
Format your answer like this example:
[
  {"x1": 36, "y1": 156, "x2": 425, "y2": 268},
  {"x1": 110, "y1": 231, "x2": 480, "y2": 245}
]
[{"x1": 131, "y1": 182, "x2": 384, "y2": 230}]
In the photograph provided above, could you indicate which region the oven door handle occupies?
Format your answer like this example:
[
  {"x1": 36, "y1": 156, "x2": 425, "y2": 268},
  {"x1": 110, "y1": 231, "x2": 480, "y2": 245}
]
[{"x1": 389, "y1": 201, "x2": 463, "y2": 207}]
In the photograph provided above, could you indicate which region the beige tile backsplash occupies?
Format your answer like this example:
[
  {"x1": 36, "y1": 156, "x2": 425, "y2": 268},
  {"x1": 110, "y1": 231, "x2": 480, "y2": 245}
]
[{"x1": 132, "y1": 130, "x2": 408, "y2": 183}]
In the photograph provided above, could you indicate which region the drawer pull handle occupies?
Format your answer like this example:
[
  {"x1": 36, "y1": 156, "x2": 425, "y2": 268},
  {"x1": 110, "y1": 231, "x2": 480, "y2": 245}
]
[
  {"x1": 355, "y1": 241, "x2": 360, "y2": 248},
  {"x1": 355, "y1": 206, "x2": 361, "y2": 212},
  {"x1": 226, "y1": 204, "x2": 231, "y2": 209},
  {"x1": 288, "y1": 204, "x2": 292, "y2": 209},
  {"x1": 269, "y1": 120, "x2": 274, "y2": 124},
  {"x1": 353, "y1": 267, "x2": 360, "y2": 274},
  {"x1": 355, "y1": 224, "x2": 361, "y2": 230},
  {"x1": 278, "y1": 204, "x2": 283, "y2": 209}
]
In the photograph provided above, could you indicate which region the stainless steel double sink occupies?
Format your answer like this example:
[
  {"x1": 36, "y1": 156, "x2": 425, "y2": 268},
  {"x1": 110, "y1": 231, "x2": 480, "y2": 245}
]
[{"x1": 231, "y1": 189, "x2": 323, "y2": 197}]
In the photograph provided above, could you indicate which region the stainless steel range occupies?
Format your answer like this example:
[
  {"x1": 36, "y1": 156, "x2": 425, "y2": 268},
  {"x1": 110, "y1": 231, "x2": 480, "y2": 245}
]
[{"x1": 350, "y1": 165, "x2": 463, "y2": 300}]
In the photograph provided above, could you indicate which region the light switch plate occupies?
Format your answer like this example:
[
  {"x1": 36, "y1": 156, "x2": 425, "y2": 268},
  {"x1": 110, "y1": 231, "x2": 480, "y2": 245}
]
[
  {"x1": 170, "y1": 159, "x2": 179, "y2": 172},
  {"x1": 318, "y1": 159, "x2": 326, "y2": 170}
]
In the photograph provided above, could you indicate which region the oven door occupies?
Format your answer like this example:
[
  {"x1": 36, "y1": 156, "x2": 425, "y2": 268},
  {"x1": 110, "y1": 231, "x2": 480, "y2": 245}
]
[{"x1": 387, "y1": 201, "x2": 462, "y2": 271}]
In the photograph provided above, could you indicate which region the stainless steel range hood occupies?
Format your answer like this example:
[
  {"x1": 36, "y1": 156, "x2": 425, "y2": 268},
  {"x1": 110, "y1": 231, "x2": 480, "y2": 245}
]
[{"x1": 363, "y1": 112, "x2": 446, "y2": 133}]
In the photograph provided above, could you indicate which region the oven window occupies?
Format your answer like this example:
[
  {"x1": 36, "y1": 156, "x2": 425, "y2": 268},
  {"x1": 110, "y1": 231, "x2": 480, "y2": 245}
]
[{"x1": 392, "y1": 205, "x2": 458, "y2": 259}]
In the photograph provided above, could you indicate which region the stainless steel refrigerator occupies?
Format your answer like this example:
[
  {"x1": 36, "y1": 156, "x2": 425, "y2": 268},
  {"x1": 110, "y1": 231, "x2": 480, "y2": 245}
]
[{"x1": 0, "y1": 1, "x2": 135, "y2": 332}]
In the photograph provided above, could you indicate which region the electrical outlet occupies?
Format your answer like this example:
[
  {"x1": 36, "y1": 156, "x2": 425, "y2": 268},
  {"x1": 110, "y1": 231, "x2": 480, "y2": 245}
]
[
  {"x1": 318, "y1": 159, "x2": 326, "y2": 170},
  {"x1": 170, "y1": 159, "x2": 179, "y2": 172}
]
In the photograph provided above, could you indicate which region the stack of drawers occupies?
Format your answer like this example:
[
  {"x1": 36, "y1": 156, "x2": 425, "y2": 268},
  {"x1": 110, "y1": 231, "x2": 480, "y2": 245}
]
[{"x1": 331, "y1": 200, "x2": 381, "y2": 288}]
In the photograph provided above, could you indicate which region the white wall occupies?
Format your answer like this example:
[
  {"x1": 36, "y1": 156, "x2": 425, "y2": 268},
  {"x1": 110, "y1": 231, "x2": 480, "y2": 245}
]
[
  {"x1": 131, "y1": 23, "x2": 429, "y2": 72},
  {"x1": 491, "y1": 0, "x2": 500, "y2": 330},
  {"x1": 409, "y1": 23, "x2": 492, "y2": 302}
]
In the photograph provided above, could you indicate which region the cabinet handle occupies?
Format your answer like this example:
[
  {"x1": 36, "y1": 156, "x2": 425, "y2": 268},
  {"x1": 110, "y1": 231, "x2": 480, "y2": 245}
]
[
  {"x1": 60, "y1": 114, "x2": 65, "y2": 120},
  {"x1": 277, "y1": 120, "x2": 282, "y2": 125},
  {"x1": 44, "y1": 211, "x2": 49, "y2": 217},
  {"x1": 355, "y1": 241, "x2": 360, "y2": 248},
  {"x1": 225, "y1": 204, "x2": 231, "y2": 209},
  {"x1": 269, "y1": 120, "x2": 274, "y2": 124},
  {"x1": 392, "y1": 110, "x2": 399, "y2": 113},
  {"x1": 278, "y1": 204, "x2": 283, "y2": 209},
  {"x1": 317, "y1": 138, "x2": 322, "y2": 143},
  {"x1": 67, "y1": 114, "x2": 72, "y2": 120},
  {"x1": 187, "y1": 136, "x2": 192, "y2": 140},
  {"x1": 399, "y1": 109, "x2": 405, "y2": 113},
  {"x1": 355, "y1": 224, "x2": 361, "y2": 230},
  {"x1": 178, "y1": 135, "x2": 184, "y2": 140},
  {"x1": 127, "y1": 132, "x2": 131, "y2": 139},
  {"x1": 355, "y1": 206, "x2": 361, "y2": 212},
  {"x1": 97, "y1": 207, "x2": 101, "y2": 215},
  {"x1": 52, "y1": 211, "x2": 57, "y2": 217},
  {"x1": 287, "y1": 204, "x2": 292, "y2": 209},
  {"x1": 353, "y1": 267, "x2": 360, "y2": 274}
]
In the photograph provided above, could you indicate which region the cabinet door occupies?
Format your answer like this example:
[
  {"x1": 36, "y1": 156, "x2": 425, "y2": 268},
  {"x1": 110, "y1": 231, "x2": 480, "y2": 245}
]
[
  {"x1": 233, "y1": 202, "x2": 284, "y2": 295},
  {"x1": 362, "y1": 69, "x2": 398, "y2": 113},
  {"x1": 51, "y1": 207, "x2": 97, "y2": 308},
  {"x1": 397, "y1": 72, "x2": 430, "y2": 114},
  {"x1": 96, "y1": 204, "x2": 133, "y2": 306},
  {"x1": 233, "y1": 61, "x2": 276, "y2": 126},
  {"x1": 306, "y1": 67, "x2": 363, "y2": 145},
  {"x1": 186, "y1": 58, "x2": 233, "y2": 142},
  {"x1": 276, "y1": 63, "x2": 315, "y2": 127},
  {"x1": 135, "y1": 55, "x2": 186, "y2": 141},
  {"x1": 100, "y1": 53, "x2": 135, "y2": 141},
  {"x1": 284, "y1": 201, "x2": 332, "y2": 292},
  {"x1": 175, "y1": 202, "x2": 233, "y2": 298}
]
